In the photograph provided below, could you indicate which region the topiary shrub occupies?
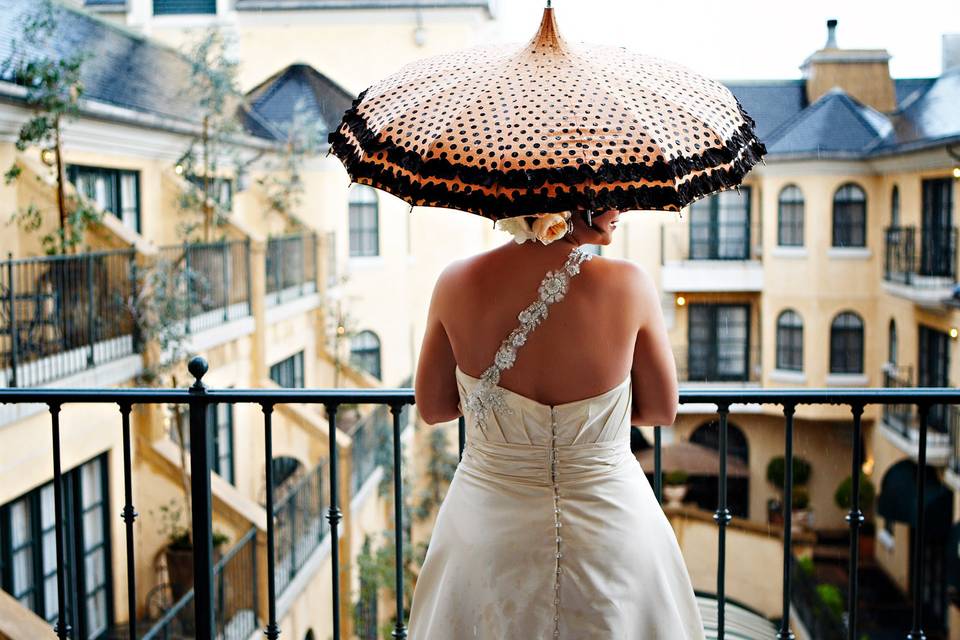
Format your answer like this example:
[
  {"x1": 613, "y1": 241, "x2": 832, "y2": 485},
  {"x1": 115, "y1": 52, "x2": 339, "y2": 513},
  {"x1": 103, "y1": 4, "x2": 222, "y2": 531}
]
[
  {"x1": 664, "y1": 470, "x2": 689, "y2": 486},
  {"x1": 766, "y1": 455, "x2": 812, "y2": 488},
  {"x1": 834, "y1": 472, "x2": 876, "y2": 513}
]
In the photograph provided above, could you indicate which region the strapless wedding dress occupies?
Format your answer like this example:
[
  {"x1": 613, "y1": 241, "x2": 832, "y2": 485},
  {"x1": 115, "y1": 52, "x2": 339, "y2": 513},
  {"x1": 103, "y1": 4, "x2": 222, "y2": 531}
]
[{"x1": 407, "y1": 247, "x2": 705, "y2": 639}]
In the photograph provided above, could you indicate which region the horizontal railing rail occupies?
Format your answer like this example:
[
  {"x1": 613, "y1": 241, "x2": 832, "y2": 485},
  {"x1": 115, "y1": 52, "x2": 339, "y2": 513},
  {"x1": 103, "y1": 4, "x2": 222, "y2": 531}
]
[
  {"x1": 2, "y1": 356, "x2": 960, "y2": 640},
  {"x1": 265, "y1": 232, "x2": 318, "y2": 306},
  {"x1": 0, "y1": 249, "x2": 139, "y2": 387}
]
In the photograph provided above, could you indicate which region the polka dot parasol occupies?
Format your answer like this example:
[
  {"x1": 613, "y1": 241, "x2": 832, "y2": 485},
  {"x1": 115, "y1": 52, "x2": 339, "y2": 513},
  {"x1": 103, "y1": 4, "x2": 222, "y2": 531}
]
[{"x1": 328, "y1": 5, "x2": 767, "y2": 220}]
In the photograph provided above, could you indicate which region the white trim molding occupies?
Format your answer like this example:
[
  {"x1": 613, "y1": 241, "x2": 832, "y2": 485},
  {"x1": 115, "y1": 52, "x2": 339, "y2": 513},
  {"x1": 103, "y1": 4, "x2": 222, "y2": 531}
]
[
  {"x1": 769, "y1": 369, "x2": 807, "y2": 384},
  {"x1": 827, "y1": 247, "x2": 872, "y2": 260},
  {"x1": 769, "y1": 246, "x2": 808, "y2": 259},
  {"x1": 825, "y1": 373, "x2": 869, "y2": 386}
]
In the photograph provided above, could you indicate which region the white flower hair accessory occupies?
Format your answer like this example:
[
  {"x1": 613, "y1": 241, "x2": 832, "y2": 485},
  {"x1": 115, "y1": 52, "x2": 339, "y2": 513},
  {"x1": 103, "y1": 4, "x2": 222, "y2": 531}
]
[{"x1": 495, "y1": 212, "x2": 572, "y2": 245}]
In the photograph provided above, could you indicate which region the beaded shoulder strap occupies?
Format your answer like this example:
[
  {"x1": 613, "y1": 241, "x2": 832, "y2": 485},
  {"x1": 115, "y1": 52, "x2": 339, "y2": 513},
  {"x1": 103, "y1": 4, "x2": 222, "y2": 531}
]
[{"x1": 462, "y1": 246, "x2": 593, "y2": 430}]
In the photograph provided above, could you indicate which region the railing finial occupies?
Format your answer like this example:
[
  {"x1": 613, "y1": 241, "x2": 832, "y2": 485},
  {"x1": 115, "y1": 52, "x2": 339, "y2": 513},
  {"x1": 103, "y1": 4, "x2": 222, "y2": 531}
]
[{"x1": 188, "y1": 356, "x2": 209, "y2": 390}]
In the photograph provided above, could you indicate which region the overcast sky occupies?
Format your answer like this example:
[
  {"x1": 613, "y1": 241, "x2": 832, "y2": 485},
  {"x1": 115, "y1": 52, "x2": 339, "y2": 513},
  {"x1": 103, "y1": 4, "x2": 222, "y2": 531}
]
[{"x1": 488, "y1": 0, "x2": 960, "y2": 80}]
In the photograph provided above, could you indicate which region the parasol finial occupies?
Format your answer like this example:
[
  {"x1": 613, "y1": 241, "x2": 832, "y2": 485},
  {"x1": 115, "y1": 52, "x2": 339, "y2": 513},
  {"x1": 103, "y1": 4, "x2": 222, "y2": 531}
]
[{"x1": 527, "y1": 2, "x2": 567, "y2": 53}]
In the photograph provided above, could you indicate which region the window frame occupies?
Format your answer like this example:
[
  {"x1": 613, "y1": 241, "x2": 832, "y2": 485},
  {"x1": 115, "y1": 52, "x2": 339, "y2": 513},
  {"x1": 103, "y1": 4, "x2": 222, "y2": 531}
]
[
  {"x1": 775, "y1": 309, "x2": 804, "y2": 372},
  {"x1": 350, "y1": 330, "x2": 382, "y2": 380},
  {"x1": 829, "y1": 311, "x2": 865, "y2": 374},
  {"x1": 67, "y1": 164, "x2": 141, "y2": 234},
  {"x1": 777, "y1": 185, "x2": 805, "y2": 247},
  {"x1": 688, "y1": 188, "x2": 752, "y2": 260},
  {"x1": 270, "y1": 351, "x2": 305, "y2": 389},
  {"x1": 348, "y1": 186, "x2": 380, "y2": 258},
  {"x1": 832, "y1": 183, "x2": 867, "y2": 248},
  {"x1": 687, "y1": 303, "x2": 751, "y2": 382}
]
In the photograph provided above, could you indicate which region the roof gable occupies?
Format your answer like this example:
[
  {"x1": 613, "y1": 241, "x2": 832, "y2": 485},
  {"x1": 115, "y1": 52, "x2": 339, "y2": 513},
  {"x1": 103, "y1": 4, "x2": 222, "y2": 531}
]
[{"x1": 246, "y1": 63, "x2": 354, "y2": 138}]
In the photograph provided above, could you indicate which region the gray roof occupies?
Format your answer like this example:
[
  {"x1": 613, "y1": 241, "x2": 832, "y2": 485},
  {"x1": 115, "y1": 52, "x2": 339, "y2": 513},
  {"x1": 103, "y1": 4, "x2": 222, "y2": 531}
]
[
  {"x1": 723, "y1": 75, "x2": 959, "y2": 159},
  {"x1": 246, "y1": 63, "x2": 354, "y2": 140},
  {"x1": 0, "y1": 0, "x2": 279, "y2": 141}
]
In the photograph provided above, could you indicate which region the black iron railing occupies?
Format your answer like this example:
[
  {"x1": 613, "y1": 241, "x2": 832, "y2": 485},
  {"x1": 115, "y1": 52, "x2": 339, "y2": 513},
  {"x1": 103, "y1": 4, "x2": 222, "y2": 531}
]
[
  {"x1": 950, "y1": 406, "x2": 960, "y2": 476},
  {"x1": 265, "y1": 233, "x2": 318, "y2": 306},
  {"x1": 274, "y1": 461, "x2": 329, "y2": 597},
  {"x1": 2, "y1": 357, "x2": 959, "y2": 640},
  {"x1": 675, "y1": 345, "x2": 762, "y2": 384},
  {"x1": 883, "y1": 366, "x2": 916, "y2": 434},
  {"x1": 349, "y1": 403, "x2": 410, "y2": 494},
  {"x1": 884, "y1": 226, "x2": 958, "y2": 285},
  {"x1": 0, "y1": 249, "x2": 138, "y2": 387},
  {"x1": 157, "y1": 240, "x2": 252, "y2": 333},
  {"x1": 142, "y1": 527, "x2": 258, "y2": 640}
]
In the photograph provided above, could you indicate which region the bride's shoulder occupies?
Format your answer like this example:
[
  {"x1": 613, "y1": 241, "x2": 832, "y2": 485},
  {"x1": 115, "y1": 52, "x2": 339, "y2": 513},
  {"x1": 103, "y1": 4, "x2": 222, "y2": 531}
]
[{"x1": 585, "y1": 255, "x2": 654, "y2": 289}]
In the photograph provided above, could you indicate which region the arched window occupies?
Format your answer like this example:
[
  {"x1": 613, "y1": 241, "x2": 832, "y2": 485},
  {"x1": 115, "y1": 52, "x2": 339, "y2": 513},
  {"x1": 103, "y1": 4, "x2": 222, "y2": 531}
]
[
  {"x1": 690, "y1": 420, "x2": 749, "y2": 464},
  {"x1": 776, "y1": 310, "x2": 803, "y2": 371},
  {"x1": 777, "y1": 185, "x2": 804, "y2": 247},
  {"x1": 349, "y1": 185, "x2": 379, "y2": 257},
  {"x1": 830, "y1": 312, "x2": 865, "y2": 374},
  {"x1": 832, "y1": 183, "x2": 867, "y2": 248},
  {"x1": 350, "y1": 330, "x2": 382, "y2": 379},
  {"x1": 890, "y1": 185, "x2": 900, "y2": 228},
  {"x1": 888, "y1": 318, "x2": 898, "y2": 366}
]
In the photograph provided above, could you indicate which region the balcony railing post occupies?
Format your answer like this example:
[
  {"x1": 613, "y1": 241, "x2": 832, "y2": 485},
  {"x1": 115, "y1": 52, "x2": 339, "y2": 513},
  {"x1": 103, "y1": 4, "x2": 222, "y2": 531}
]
[
  {"x1": 184, "y1": 243, "x2": 193, "y2": 334},
  {"x1": 390, "y1": 404, "x2": 408, "y2": 639},
  {"x1": 654, "y1": 425, "x2": 662, "y2": 504},
  {"x1": 326, "y1": 403, "x2": 343, "y2": 640},
  {"x1": 49, "y1": 403, "x2": 71, "y2": 640},
  {"x1": 846, "y1": 404, "x2": 864, "y2": 640},
  {"x1": 222, "y1": 241, "x2": 230, "y2": 322},
  {"x1": 777, "y1": 404, "x2": 796, "y2": 640},
  {"x1": 87, "y1": 252, "x2": 96, "y2": 367},
  {"x1": 713, "y1": 404, "x2": 732, "y2": 640},
  {"x1": 907, "y1": 403, "x2": 930, "y2": 640},
  {"x1": 261, "y1": 403, "x2": 280, "y2": 640},
  {"x1": 7, "y1": 253, "x2": 19, "y2": 388},
  {"x1": 187, "y1": 357, "x2": 215, "y2": 640},
  {"x1": 120, "y1": 402, "x2": 139, "y2": 640}
]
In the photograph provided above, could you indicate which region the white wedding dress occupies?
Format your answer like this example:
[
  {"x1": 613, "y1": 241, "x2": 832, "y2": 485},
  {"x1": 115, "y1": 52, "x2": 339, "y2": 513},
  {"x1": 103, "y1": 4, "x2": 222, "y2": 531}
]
[{"x1": 407, "y1": 247, "x2": 705, "y2": 639}]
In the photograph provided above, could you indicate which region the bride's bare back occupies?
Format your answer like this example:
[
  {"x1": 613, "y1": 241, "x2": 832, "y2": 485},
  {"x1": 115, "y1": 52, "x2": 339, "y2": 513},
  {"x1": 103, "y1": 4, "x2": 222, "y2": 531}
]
[{"x1": 415, "y1": 236, "x2": 678, "y2": 426}]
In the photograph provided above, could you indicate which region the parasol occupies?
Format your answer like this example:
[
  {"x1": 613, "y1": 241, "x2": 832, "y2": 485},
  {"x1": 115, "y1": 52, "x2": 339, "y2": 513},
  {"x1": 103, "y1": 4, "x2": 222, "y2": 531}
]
[{"x1": 328, "y1": 3, "x2": 766, "y2": 220}]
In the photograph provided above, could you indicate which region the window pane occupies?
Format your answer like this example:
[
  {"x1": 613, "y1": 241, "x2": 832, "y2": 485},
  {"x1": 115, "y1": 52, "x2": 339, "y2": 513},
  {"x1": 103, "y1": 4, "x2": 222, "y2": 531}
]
[
  {"x1": 86, "y1": 588, "x2": 107, "y2": 638},
  {"x1": 83, "y1": 508, "x2": 104, "y2": 549},
  {"x1": 10, "y1": 499, "x2": 31, "y2": 546}
]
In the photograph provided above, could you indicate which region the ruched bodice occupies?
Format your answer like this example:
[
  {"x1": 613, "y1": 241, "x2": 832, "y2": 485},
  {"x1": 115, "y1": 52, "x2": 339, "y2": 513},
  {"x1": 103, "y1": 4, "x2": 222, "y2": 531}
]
[{"x1": 455, "y1": 365, "x2": 635, "y2": 486}]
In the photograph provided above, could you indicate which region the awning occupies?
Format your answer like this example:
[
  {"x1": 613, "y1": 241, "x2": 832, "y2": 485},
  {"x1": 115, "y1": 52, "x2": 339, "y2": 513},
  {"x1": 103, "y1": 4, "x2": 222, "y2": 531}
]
[
  {"x1": 636, "y1": 441, "x2": 750, "y2": 478},
  {"x1": 877, "y1": 459, "x2": 952, "y2": 535}
]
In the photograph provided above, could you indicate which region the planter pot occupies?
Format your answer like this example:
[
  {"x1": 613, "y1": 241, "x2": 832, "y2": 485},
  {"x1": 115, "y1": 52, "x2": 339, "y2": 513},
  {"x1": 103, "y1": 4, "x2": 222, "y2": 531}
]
[
  {"x1": 663, "y1": 484, "x2": 688, "y2": 508},
  {"x1": 859, "y1": 533, "x2": 875, "y2": 561},
  {"x1": 791, "y1": 508, "x2": 811, "y2": 531},
  {"x1": 165, "y1": 547, "x2": 194, "y2": 602}
]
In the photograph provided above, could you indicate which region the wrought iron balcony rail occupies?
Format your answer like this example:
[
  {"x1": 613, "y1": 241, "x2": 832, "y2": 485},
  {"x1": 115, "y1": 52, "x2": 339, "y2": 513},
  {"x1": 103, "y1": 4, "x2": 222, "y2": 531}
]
[
  {"x1": 0, "y1": 249, "x2": 139, "y2": 387},
  {"x1": 265, "y1": 233, "x2": 318, "y2": 306},
  {"x1": 157, "y1": 240, "x2": 252, "y2": 334},
  {"x1": 674, "y1": 345, "x2": 762, "y2": 384},
  {"x1": 2, "y1": 357, "x2": 959, "y2": 640},
  {"x1": 273, "y1": 461, "x2": 329, "y2": 597},
  {"x1": 884, "y1": 225, "x2": 958, "y2": 285}
]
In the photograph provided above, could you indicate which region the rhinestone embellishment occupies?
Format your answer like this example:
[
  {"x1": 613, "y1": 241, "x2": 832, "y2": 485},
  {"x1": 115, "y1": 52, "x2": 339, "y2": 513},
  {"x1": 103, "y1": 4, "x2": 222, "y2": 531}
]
[{"x1": 461, "y1": 247, "x2": 593, "y2": 431}]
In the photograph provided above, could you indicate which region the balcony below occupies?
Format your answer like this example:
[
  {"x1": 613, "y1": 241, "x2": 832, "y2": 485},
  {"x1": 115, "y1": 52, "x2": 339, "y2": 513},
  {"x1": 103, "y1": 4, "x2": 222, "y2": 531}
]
[
  {"x1": 883, "y1": 225, "x2": 957, "y2": 307},
  {"x1": 662, "y1": 259, "x2": 764, "y2": 293},
  {"x1": 880, "y1": 365, "x2": 954, "y2": 466}
]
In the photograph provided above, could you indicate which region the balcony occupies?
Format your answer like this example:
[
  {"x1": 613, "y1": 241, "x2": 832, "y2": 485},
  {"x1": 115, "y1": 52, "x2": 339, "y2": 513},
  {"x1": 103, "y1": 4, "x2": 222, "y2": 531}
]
[
  {"x1": 675, "y1": 345, "x2": 762, "y2": 386},
  {"x1": 0, "y1": 250, "x2": 140, "y2": 388},
  {"x1": 660, "y1": 216, "x2": 762, "y2": 294},
  {"x1": 6, "y1": 359, "x2": 953, "y2": 639},
  {"x1": 883, "y1": 226, "x2": 957, "y2": 306},
  {"x1": 265, "y1": 232, "x2": 319, "y2": 307},
  {"x1": 880, "y1": 364, "x2": 953, "y2": 466}
]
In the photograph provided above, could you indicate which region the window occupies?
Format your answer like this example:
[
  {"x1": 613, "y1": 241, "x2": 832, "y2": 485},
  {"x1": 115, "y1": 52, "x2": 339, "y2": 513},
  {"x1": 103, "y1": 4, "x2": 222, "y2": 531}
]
[
  {"x1": 918, "y1": 325, "x2": 950, "y2": 431},
  {"x1": 187, "y1": 174, "x2": 233, "y2": 212},
  {"x1": 0, "y1": 456, "x2": 111, "y2": 639},
  {"x1": 832, "y1": 183, "x2": 867, "y2": 248},
  {"x1": 349, "y1": 186, "x2": 379, "y2": 257},
  {"x1": 171, "y1": 403, "x2": 235, "y2": 484},
  {"x1": 153, "y1": 0, "x2": 216, "y2": 15},
  {"x1": 888, "y1": 319, "x2": 898, "y2": 366},
  {"x1": 920, "y1": 178, "x2": 955, "y2": 277},
  {"x1": 270, "y1": 351, "x2": 305, "y2": 389},
  {"x1": 688, "y1": 304, "x2": 750, "y2": 381},
  {"x1": 350, "y1": 330, "x2": 382, "y2": 379},
  {"x1": 777, "y1": 185, "x2": 804, "y2": 247},
  {"x1": 890, "y1": 185, "x2": 900, "y2": 228},
  {"x1": 67, "y1": 165, "x2": 140, "y2": 233},
  {"x1": 688, "y1": 188, "x2": 751, "y2": 260},
  {"x1": 829, "y1": 312, "x2": 864, "y2": 374},
  {"x1": 776, "y1": 310, "x2": 803, "y2": 371}
]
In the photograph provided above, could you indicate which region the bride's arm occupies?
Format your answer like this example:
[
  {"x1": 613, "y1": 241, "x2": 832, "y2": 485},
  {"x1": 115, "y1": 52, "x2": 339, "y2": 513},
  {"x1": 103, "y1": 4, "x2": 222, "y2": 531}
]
[
  {"x1": 414, "y1": 268, "x2": 462, "y2": 425},
  {"x1": 628, "y1": 265, "x2": 679, "y2": 426}
]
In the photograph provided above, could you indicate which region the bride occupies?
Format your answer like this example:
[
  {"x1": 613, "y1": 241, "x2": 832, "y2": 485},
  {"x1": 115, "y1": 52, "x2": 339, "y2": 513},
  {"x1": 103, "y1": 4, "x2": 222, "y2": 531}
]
[{"x1": 410, "y1": 208, "x2": 705, "y2": 639}]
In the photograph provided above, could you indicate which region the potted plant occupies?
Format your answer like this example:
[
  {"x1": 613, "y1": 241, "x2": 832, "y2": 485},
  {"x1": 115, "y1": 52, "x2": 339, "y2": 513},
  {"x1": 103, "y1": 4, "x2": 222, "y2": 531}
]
[
  {"x1": 157, "y1": 499, "x2": 229, "y2": 601},
  {"x1": 662, "y1": 470, "x2": 689, "y2": 508},
  {"x1": 834, "y1": 472, "x2": 876, "y2": 559},
  {"x1": 767, "y1": 455, "x2": 813, "y2": 529}
]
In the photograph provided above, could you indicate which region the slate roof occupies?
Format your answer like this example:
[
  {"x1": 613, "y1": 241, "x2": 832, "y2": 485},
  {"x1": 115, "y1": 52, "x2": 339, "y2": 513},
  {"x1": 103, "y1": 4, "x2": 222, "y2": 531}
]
[
  {"x1": 245, "y1": 64, "x2": 354, "y2": 140},
  {"x1": 0, "y1": 0, "x2": 279, "y2": 142},
  {"x1": 722, "y1": 74, "x2": 959, "y2": 159}
]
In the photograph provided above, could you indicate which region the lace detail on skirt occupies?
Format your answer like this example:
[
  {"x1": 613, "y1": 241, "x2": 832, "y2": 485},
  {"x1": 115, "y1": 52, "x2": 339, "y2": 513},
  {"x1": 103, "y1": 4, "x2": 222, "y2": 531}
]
[{"x1": 461, "y1": 246, "x2": 593, "y2": 431}]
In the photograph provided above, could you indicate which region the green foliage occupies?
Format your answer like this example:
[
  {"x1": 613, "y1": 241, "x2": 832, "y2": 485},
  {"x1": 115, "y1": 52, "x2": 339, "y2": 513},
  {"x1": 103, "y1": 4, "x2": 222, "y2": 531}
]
[
  {"x1": 155, "y1": 498, "x2": 228, "y2": 550},
  {"x1": 815, "y1": 583, "x2": 844, "y2": 619},
  {"x1": 413, "y1": 428, "x2": 458, "y2": 521},
  {"x1": 796, "y1": 555, "x2": 815, "y2": 576},
  {"x1": 664, "y1": 470, "x2": 689, "y2": 486},
  {"x1": 766, "y1": 455, "x2": 812, "y2": 487},
  {"x1": 352, "y1": 531, "x2": 421, "y2": 635},
  {"x1": 2, "y1": 0, "x2": 102, "y2": 255},
  {"x1": 834, "y1": 472, "x2": 876, "y2": 513}
]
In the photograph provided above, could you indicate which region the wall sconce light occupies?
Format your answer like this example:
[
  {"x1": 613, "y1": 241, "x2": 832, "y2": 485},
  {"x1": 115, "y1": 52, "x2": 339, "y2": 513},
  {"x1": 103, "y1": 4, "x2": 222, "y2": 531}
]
[
  {"x1": 950, "y1": 327, "x2": 958, "y2": 340},
  {"x1": 174, "y1": 163, "x2": 185, "y2": 176},
  {"x1": 336, "y1": 325, "x2": 346, "y2": 336},
  {"x1": 40, "y1": 148, "x2": 57, "y2": 166},
  {"x1": 861, "y1": 456, "x2": 874, "y2": 475},
  {"x1": 953, "y1": 167, "x2": 960, "y2": 180},
  {"x1": 675, "y1": 295, "x2": 686, "y2": 307}
]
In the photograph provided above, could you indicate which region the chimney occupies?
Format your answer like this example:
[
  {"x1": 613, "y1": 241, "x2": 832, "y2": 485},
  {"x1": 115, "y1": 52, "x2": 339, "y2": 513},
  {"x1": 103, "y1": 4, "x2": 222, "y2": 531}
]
[
  {"x1": 800, "y1": 19, "x2": 896, "y2": 112},
  {"x1": 944, "y1": 34, "x2": 960, "y2": 74}
]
